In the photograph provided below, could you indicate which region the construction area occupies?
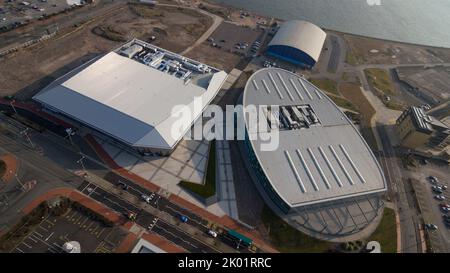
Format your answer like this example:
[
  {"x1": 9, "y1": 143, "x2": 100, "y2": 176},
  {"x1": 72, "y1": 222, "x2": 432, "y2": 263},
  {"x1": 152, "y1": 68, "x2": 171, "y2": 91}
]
[
  {"x1": 343, "y1": 33, "x2": 450, "y2": 65},
  {"x1": 0, "y1": 2, "x2": 214, "y2": 99}
]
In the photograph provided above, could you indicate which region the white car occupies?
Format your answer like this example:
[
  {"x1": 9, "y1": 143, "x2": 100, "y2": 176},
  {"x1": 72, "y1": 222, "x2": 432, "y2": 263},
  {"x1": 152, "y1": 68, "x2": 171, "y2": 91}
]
[
  {"x1": 207, "y1": 230, "x2": 218, "y2": 238},
  {"x1": 429, "y1": 176, "x2": 439, "y2": 184},
  {"x1": 435, "y1": 195, "x2": 446, "y2": 201},
  {"x1": 141, "y1": 194, "x2": 151, "y2": 203},
  {"x1": 425, "y1": 223, "x2": 438, "y2": 230}
]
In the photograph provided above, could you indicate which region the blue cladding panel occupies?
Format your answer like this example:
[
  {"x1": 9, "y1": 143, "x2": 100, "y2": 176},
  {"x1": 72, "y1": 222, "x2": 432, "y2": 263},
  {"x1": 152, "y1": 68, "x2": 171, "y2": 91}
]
[{"x1": 267, "y1": 45, "x2": 316, "y2": 67}]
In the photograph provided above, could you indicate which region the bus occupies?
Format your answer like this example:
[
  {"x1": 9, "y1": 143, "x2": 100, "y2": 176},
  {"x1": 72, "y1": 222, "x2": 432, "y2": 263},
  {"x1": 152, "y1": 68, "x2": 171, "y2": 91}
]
[{"x1": 226, "y1": 229, "x2": 252, "y2": 249}]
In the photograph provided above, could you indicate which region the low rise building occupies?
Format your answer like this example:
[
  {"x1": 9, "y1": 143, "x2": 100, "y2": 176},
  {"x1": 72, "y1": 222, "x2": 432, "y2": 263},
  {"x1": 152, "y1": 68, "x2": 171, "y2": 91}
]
[{"x1": 396, "y1": 106, "x2": 450, "y2": 153}]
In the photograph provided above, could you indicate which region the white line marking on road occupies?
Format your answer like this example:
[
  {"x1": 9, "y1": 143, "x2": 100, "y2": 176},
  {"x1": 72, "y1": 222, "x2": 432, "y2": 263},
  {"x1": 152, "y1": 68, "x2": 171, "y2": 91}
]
[
  {"x1": 38, "y1": 225, "x2": 48, "y2": 232},
  {"x1": 15, "y1": 248, "x2": 24, "y2": 253},
  {"x1": 45, "y1": 232, "x2": 54, "y2": 242},
  {"x1": 33, "y1": 231, "x2": 43, "y2": 238},
  {"x1": 22, "y1": 242, "x2": 32, "y2": 249},
  {"x1": 27, "y1": 236, "x2": 38, "y2": 243}
]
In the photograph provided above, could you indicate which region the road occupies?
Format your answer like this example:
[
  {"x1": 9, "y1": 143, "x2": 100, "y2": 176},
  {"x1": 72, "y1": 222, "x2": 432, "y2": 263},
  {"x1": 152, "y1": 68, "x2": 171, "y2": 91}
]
[
  {"x1": 78, "y1": 180, "x2": 221, "y2": 253},
  {"x1": 376, "y1": 124, "x2": 421, "y2": 253},
  {"x1": 0, "y1": 0, "x2": 125, "y2": 52},
  {"x1": 0, "y1": 111, "x2": 253, "y2": 253},
  {"x1": 177, "y1": 3, "x2": 224, "y2": 55}
]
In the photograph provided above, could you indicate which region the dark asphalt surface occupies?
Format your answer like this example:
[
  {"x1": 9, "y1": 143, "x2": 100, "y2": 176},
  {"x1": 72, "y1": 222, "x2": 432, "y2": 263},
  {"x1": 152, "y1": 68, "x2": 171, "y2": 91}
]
[{"x1": 77, "y1": 181, "x2": 220, "y2": 253}]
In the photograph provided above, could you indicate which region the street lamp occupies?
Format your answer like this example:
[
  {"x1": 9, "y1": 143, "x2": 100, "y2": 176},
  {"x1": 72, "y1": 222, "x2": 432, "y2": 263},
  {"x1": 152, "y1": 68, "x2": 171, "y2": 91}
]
[
  {"x1": 65, "y1": 128, "x2": 76, "y2": 145},
  {"x1": 76, "y1": 155, "x2": 87, "y2": 176},
  {"x1": 9, "y1": 170, "x2": 25, "y2": 191},
  {"x1": 10, "y1": 99, "x2": 17, "y2": 115},
  {"x1": 20, "y1": 127, "x2": 35, "y2": 148}
]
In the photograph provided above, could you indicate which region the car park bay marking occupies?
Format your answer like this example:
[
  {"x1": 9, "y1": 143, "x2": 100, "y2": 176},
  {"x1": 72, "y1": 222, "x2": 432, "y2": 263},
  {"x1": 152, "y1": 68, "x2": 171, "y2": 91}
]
[
  {"x1": 22, "y1": 242, "x2": 32, "y2": 249},
  {"x1": 15, "y1": 248, "x2": 24, "y2": 253},
  {"x1": 45, "y1": 232, "x2": 54, "y2": 242}
]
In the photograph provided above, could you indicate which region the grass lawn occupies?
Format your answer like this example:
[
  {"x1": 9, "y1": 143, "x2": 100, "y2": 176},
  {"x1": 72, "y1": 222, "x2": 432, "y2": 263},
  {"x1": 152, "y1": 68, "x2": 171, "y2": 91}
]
[
  {"x1": 345, "y1": 51, "x2": 359, "y2": 66},
  {"x1": 179, "y1": 140, "x2": 216, "y2": 198},
  {"x1": 261, "y1": 206, "x2": 333, "y2": 253},
  {"x1": 309, "y1": 78, "x2": 340, "y2": 96},
  {"x1": 366, "y1": 208, "x2": 397, "y2": 253},
  {"x1": 327, "y1": 93, "x2": 359, "y2": 112},
  {"x1": 364, "y1": 68, "x2": 395, "y2": 95}
]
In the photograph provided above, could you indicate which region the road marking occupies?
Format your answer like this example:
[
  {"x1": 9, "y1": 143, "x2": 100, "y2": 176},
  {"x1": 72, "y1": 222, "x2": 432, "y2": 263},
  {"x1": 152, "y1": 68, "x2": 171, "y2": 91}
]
[
  {"x1": 45, "y1": 232, "x2": 54, "y2": 242},
  {"x1": 22, "y1": 242, "x2": 32, "y2": 249},
  {"x1": 15, "y1": 248, "x2": 24, "y2": 253},
  {"x1": 97, "y1": 228, "x2": 106, "y2": 238},
  {"x1": 27, "y1": 236, "x2": 38, "y2": 243},
  {"x1": 33, "y1": 231, "x2": 43, "y2": 238}
]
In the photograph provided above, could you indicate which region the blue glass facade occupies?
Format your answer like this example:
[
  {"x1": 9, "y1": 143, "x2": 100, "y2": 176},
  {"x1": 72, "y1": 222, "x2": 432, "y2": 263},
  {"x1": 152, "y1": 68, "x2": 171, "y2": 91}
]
[
  {"x1": 243, "y1": 131, "x2": 291, "y2": 214},
  {"x1": 267, "y1": 45, "x2": 316, "y2": 68}
]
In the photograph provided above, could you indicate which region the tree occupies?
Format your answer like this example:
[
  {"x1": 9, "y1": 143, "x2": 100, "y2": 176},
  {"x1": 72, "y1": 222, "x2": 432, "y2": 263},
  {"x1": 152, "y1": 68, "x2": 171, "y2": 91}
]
[{"x1": 0, "y1": 160, "x2": 6, "y2": 179}]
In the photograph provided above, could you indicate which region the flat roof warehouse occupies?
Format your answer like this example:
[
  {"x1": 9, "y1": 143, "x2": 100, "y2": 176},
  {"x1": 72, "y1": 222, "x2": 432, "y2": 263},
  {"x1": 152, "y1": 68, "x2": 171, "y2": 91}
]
[
  {"x1": 33, "y1": 39, "x2": 228, "y2": 155},
  {"x1": 243, "y1": 68, "x2": 387, "y2": 210}
]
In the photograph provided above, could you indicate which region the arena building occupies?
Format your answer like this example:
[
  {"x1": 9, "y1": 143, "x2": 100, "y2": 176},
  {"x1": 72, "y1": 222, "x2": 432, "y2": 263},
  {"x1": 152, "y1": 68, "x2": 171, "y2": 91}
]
[
  {"x1": 33, "y1": 39, "x2": 228, "y2": 156},
  {"x1": 242, "y1": 68, "x2": 387, "y2": 238}
]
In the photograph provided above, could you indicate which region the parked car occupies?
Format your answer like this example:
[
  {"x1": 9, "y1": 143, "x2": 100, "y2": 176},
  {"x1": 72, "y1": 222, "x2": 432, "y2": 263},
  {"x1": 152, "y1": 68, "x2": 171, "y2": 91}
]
[
  {"x1": 424, "y1": 223, "x2": 438, "y2": 230},
  {"x1": 429, "y1": 176, "x2": 438, "y2": 184},
  {"x1": 207, "y1": 229, "x2": 218, "y2": 238},
  {"x1": 141, "y1": 194, "x2": 151, "y2": 203},
  {"x1": 117, "y1": 181, "x2": 129, "y2": 191},
  {"x1": 435, "y1": 195, "x2": 446, "y2": 201},
  {"x1": 440, "y1": 185, "x2": 448, "y2": 191},
  {"x1": 178, "y1": 214, "x2": 188, "y2": 223},
  {"x1": 432, "y1": 187, "x2": 443, "y2": 194},
  {"x1": 441, "y1": 206, "x2": 450, "y2": 213}
]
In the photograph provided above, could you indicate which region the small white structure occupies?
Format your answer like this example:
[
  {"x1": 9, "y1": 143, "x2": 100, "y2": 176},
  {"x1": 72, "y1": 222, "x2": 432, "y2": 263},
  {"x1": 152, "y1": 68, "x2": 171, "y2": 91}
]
[{"x1": 62, "y1": 241, "x2": 81, "y2": 253}]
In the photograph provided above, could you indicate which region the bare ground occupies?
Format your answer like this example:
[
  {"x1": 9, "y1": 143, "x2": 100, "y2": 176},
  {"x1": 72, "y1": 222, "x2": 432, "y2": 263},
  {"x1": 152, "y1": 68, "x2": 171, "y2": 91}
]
[
  {"x1": 185, "y1": 42, "x2": 242, "y2": 72},
  {"x1": 342, "y1": 33, "x2": 450, "y2": 65},
  {"x1": 0, "y1": 3, "x2": 212, "y2": 99},
  {"x1": 339, "y1": 83, "x2": 378, "y2": 151}
]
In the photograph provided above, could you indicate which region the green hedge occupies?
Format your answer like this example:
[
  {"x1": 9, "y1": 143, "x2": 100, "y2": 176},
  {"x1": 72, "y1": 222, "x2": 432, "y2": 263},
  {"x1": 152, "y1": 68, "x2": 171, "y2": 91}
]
[{"x1": 179, "y1": 140, "x2": 216, "y2": 198}]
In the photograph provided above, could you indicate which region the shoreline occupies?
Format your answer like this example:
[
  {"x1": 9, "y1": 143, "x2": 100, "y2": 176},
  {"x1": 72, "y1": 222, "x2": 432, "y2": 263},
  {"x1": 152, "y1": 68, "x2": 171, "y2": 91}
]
[{"x1": 205, "y1": 0, "x2": 450, "y2": 50}]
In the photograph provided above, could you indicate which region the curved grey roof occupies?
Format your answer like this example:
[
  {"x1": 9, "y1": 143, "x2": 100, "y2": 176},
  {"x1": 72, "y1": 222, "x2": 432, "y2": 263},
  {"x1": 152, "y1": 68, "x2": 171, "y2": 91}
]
[
  {"x1": 268, "y1": 20, "x2": 326, "y2": 63},
  {"x1": 243, "y1": 68, "x2": 386, "y2": 209}
]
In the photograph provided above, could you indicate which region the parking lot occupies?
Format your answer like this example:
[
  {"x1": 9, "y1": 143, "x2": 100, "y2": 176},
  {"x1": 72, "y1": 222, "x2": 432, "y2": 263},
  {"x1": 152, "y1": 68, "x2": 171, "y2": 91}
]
[
  {"x1": 0, "y1": 0, "x2": 75, "y2": 29},
  {"x1": 207, "y1": 22, "x2": 264, "y2": 57},
  {"x1": 406, "y1": 158, "x2": 450, "y2": 252},
  {"x1": 11, "y1": 208, "x2": 128, "y2": 253}
]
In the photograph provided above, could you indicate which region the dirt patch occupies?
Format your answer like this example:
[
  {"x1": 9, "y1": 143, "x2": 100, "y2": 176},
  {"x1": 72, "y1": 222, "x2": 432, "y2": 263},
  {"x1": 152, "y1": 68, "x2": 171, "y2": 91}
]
[
  {"x1": 339, "y1": 83, "x2": 378, "y2": 150},
  {"x1": 0, "y1": 154, "x2": 18, "y2": 183},
  {"x1": 343, "y1": 33, "x2": 450, "y2": 65},
  {"x1": 0, "y1": 3, "x2": 212, "y2": 99},
  {"x1": 185, "y1": 43, "x2": 241, "y2": 72}
]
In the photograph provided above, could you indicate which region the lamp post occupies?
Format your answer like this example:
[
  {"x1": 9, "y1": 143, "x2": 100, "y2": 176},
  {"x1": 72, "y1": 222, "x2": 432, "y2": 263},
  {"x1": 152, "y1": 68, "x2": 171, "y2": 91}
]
[
  {"x1": 10, "y1": 100, "x2": 17, "y2": 115},
  {"x1": 9, "y1": 170, "x2": 25, "y2": 191},
  {"x1": 76, "y1": 155, "x2": 87, "y2": 176},
  {"x1": 20, "y1": 127, "x2": 34, "y2": 148},
  {"x1": 65, "y1": 128, "x2": 75, "y2": 146}
]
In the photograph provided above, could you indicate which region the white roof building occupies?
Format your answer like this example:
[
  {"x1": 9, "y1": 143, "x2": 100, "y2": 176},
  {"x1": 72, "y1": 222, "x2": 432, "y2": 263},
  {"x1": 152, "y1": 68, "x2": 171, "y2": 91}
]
[
  {"x1": 243, "y1": 68, "x2": 386, "y2": 212},
  {"x1": 33, "y1": 40, "x2": 228, "y2": 155},
  {"x1": 268, "y1": 20, "x2": 326, "y2": 67}
]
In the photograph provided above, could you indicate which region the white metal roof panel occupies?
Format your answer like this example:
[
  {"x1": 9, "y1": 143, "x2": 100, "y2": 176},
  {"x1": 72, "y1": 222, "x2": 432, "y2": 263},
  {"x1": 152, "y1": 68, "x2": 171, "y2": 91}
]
[
  {"x1": 33, "y1": 52, "x2": 227, "y2": 149},
  {"x1": 268, "y1": 20, "x2": 327, "y2": 63},
  {"x1": 243, "y1": 68, "x2": 386, "y2": 208}
]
